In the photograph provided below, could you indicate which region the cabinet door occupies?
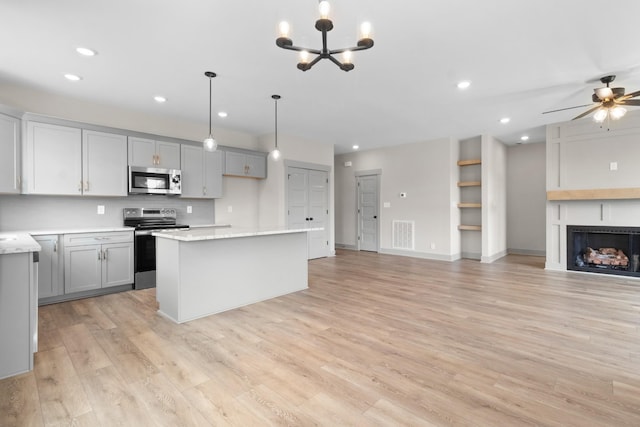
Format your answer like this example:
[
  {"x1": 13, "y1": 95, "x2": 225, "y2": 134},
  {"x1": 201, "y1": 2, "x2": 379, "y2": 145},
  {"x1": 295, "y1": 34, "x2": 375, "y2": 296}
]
[
  {"x1": 26, "y1": 122, "x2": 82, "y2": 195},
  {"x1": 64, "y1": 244, "x2": 102, "y2": 293},
  {"x1": 224, "y1": 151, "x2": 247, "y2": 176},
  {"x1": 128, "y1": 137, "x2": 156, "y2": 168},
  {"x1": 34, "y1": 235, "x2": 62, "y2": 299},
  {"x1": 180, "y1": 144, "x2": 205, "y2": 198},
  {"x1": 245, "y1": 153, "x2": 267, "y2": 178},
  {"x1": 204, "y1": 150, "x2": 223, "y2": 198},
  {"x1": 157, "y1": 141, "x2": 181, "y2": 169},
  {"x1": 0, "y1": 114, "x2": 20, "y2": 194},
  {"x1": 82, "y1": 130, "x2": 128, "y2": 196},
  {"x1": 101, "y1": 242, "x2": 133, "y2": 288}
]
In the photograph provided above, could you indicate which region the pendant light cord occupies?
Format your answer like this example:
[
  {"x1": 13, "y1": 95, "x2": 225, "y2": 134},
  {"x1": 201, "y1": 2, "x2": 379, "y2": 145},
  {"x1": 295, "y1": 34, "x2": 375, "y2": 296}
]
[
  {"x1": 208, "y1": 76, "x2": 212, "y2": 137},
  {"x1": 274, "y1": 97, "x2": 278, "y2": 149}
]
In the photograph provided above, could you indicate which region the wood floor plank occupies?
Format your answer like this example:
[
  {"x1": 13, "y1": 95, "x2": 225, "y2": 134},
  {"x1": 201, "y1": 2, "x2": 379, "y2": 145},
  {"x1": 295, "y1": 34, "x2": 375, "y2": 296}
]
[
  {"x1": 33, "y1": 346, "x2": 92, "y2": 424},
  {"x1": 0, "y1": 372, "x2": 44, "y2": 427},
  {"x1": 14, "y1": 250, "x2": 640, "y2": 426}
]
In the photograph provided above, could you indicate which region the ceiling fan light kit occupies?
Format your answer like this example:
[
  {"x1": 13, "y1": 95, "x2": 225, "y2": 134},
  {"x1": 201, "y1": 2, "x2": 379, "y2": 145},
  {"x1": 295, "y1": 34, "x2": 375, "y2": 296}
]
[
  {"x1": 543, "y1": 75, "x2": 640, "y2": 129},
  {"x1": 276, "y1": 1, "x2": 374, "y2": 72}
]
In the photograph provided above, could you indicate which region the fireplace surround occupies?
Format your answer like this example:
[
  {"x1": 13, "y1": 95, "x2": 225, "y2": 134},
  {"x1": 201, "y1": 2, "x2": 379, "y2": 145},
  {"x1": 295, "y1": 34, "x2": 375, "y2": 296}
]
[{"x1": 567, "y1": 225, "x2": 640, "y2": 278}]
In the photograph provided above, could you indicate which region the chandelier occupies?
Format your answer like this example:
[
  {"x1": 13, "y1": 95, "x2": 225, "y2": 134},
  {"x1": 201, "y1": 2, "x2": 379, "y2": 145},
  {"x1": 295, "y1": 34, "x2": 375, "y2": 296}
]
[{"x1": 276, "y1": 1, "x2": 373, "y2": 72}]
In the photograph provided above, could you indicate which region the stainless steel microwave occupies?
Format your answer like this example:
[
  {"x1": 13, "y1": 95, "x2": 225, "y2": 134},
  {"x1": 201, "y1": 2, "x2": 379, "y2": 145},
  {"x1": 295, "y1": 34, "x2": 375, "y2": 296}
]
[{"x1": 128, "y1": 166, "x2": 182, "y2": 195}]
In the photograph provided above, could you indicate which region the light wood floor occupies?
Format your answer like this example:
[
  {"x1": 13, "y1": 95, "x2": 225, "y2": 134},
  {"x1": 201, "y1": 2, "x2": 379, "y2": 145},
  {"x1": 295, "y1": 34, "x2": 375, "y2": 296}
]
[{"x1": 2, "y1": 251, "x2": 640, "y2": 426}]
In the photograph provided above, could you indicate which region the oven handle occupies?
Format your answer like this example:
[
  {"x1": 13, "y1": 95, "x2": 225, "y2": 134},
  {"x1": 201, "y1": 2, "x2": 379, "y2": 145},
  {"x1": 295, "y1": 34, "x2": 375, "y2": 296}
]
[{"x1": 135, "y1": 230, "x2": 156, "y2": 236}]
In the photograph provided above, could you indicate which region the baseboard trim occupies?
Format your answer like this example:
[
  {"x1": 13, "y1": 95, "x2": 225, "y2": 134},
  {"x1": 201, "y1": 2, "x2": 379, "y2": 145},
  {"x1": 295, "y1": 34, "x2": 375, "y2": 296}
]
[
  {"x1": 481, "y1": 250, "x2": 508, "y2": 264},
  {"x1": 379, "y1": 248, "x2": 460, "y2": 262},
  {"x1": 335, "y1": 243, "x2": 358, "y2": 251},
  {"x1": 508, "y1": 248, "x2": 546, "y2": 257},
  {"x1": 461, "y1": 251, "x2": 481, "y2": 260}
]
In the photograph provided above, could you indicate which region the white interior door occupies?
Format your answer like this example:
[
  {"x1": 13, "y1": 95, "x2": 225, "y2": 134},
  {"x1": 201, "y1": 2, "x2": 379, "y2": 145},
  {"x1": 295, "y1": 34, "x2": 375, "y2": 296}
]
[
  {"x1": 358, "y1": 175, "x2": 379, "y2": 252},
  {"x1": 287, "y1": 167, "x2": 329, "y2": 259}
]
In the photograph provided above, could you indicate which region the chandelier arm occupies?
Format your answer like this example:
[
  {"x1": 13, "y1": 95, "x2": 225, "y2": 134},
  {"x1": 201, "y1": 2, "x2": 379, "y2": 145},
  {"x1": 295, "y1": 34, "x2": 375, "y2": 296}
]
[
  {"x1": 303, "y1": 55, "x2": 324, "y2": 69},
  {"x1": 277, "y1": 43, "x2": 322, "y2": 55},
  {"x1": 329, "y1": 45, "x2": 372, "y2": 55},
  {"x1": 327, "y1": 55, "x2": 345, "y2": 67}
]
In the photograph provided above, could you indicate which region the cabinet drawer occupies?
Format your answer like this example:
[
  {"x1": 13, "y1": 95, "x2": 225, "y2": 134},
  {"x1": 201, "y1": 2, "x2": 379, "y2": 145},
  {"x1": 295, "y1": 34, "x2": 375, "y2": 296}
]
[{"x1": 63, "y1": 231, "x2": 133, "y2": 247}]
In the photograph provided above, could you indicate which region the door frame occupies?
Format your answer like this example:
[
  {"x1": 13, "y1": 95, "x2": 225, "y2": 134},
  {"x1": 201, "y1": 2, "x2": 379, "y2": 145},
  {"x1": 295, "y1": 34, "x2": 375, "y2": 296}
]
[{"x1": 355, "y1": 169, "x2": 381, "y2": 252}]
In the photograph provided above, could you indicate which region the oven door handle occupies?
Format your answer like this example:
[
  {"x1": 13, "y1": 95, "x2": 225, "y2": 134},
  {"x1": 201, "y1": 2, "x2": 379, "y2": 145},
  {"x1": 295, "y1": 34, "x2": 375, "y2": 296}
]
[{"x1": 135, "y1": 230, "x2": 156, "y2": 236}]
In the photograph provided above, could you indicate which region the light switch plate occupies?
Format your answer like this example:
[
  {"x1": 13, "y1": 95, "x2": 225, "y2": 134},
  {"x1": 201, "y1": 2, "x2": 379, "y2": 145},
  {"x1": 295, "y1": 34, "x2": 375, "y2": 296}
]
[
  {"x1": 187, "y1": 206, "x2": 193, "y2": 214},
  {"x1": 97, "y1": 205, "x2": 105, "y2": 215},
  {"x1": 383, "y1": 202, "x2": 391, "y2": 208},
  {"x1": 228, "y1": 205, "x2": 233, "y2": 213},
  {"x1": 610, "y1": 162, "x2": 618, "y2": 171}
]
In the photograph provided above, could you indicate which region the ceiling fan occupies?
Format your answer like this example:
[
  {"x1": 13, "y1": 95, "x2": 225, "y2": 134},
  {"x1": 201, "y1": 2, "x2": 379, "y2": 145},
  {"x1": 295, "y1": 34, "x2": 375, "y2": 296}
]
[{"x1": 543, "y1": 75, "x2": 640, "y2": 122}]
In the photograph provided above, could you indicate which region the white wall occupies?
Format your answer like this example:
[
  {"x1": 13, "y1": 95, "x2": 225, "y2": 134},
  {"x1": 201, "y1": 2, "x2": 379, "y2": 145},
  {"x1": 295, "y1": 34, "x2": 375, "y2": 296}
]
[
  {"x1": 546, "y1": 110, "x2": 640, "y2": 271},
  {"x1": 0, "y1": 83, "x2": 266, "y2": 230},
  {"x1": 256, "y1": 133, "x2": 336, "y2": 253},
  {"x1": 507, "y1": 142, "x2": 546, "y2": 255},
  {"x1": 481, "y1": 135, "x2": 507, "y2": 262},
  {"x1": 335, "y1": 137, "x2": 460, "y2": 261}
]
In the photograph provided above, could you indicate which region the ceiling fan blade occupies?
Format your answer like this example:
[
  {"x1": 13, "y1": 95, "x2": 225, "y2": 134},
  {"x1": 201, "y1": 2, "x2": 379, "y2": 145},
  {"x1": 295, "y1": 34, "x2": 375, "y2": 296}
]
[
  {"x1": 620, "y1": 99, "x2": 640, "y2": 106},
  {"x1": 572, "y1": 105, "x2": 602, "y2": 120},
  {"x1": 618, "y1": 90, "x2": 640, "y2": 101},
  {"x1": 542, "y1": 104, "x2": 593, "y2": 114},
  {"x1": 595, "y1": 87, "x2": 613, "y2": 100}
]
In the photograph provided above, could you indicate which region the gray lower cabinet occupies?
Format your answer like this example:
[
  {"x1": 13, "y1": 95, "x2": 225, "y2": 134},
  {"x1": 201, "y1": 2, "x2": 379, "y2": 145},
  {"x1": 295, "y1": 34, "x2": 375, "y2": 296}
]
[
  {"x1": 64, "y1": 231, "x2": 133, "y2": 294},
  {"x1": 33, "y1": 235, "x2": 63, "y2": 299}
]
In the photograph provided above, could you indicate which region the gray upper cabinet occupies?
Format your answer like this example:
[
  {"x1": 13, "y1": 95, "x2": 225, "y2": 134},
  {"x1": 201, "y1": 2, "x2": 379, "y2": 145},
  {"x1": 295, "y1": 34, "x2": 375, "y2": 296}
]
[
  {"x1": 128, "y1": 137, "x2": 180, "y2": 169},
  {"x1": 180, "y1": 145, "x2": 223, "y2": 199},
  {"x1": 82, "y1": 130, "x2": 128, "y2": 196},
  {"x1": 24, "y1": 122, "x2": 127, "y2": 196},
  {"x1": 24, "y1": 122, "x2": 82, "y2": 195},
  {"x1": 0, "y1": 113, "x2": 21, "y2": 194},
  {"x1": 223, "y1": 150, "x2": 267, "y2": 179}
]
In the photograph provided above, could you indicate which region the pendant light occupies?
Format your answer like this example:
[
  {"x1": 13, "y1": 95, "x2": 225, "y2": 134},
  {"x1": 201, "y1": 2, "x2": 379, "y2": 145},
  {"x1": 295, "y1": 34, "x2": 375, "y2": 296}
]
[
  {"x1": 270, "y1": 94, "x2": 281, "y2": 161},
  {"x1": 203, "y1": 71, "x2": 218, "y2": 151}
]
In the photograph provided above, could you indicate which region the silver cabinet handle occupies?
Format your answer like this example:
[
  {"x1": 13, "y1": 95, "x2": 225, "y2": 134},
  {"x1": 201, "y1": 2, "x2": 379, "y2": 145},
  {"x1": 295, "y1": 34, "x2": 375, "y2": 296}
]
[
  {"x1": 98, "y1": 251, "x2": 101, "y2": 260},
  {"x1": 84, "y1": 181, "x2": 90, "y2": 191},
  {"x1": 78, "y1": 181, "x2": 83, "y2": 192},
  {"x1": 203, "y1": 186, "x2": 207, "y2": 195},
  {"x1": 53, "y1": 241, "x2": 57, "y2": 252},
  {"x1": 102, "y1": 250, "x2": 107, "y2": 261}
]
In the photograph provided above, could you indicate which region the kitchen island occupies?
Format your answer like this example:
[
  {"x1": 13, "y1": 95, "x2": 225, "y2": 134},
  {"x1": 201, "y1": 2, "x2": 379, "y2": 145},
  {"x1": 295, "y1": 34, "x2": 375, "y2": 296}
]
[{"x1": 153, "y1": 226, "x2": 321, "y2": 323}]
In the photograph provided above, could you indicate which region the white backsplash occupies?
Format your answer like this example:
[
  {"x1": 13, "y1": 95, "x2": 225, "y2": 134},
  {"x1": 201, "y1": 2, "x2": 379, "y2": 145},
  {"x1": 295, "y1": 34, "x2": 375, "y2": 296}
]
[{"x1": 0, "y1": 194, "x2": 216, "y2": 232}]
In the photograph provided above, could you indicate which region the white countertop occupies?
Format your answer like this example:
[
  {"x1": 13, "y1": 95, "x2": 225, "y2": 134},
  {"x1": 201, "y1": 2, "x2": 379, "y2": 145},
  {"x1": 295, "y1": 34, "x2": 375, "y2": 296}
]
[
  {"x1": 153, "y1": 226, "x2": 323, "y2": 242},
  {"x1": 0, "y1": 233, "x2": 41, "y2": 255},
  {"x1": 28, "y1": 226, "x2": 134, "y2": 236}
]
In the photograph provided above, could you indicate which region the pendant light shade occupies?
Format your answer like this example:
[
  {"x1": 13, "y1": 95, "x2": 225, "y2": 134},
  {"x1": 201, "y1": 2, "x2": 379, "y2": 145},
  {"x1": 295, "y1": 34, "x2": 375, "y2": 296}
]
[
  {"x1": 203, "y1": 71, "x2": 218, "y2": 152},
  {"x1": 270, "y1": 94, "x2": 281, "y2": 161}
]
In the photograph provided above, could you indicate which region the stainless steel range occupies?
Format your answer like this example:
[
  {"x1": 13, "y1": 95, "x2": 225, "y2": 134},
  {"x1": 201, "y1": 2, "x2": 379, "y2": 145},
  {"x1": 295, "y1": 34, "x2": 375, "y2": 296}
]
[{"x1": 124, "y1": 208, "x2": 189, "y2": 289}]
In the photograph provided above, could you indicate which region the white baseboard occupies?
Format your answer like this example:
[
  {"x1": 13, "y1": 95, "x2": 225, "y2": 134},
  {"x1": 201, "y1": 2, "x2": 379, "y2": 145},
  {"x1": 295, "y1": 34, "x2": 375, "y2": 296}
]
[
  {"x1": 379, "y1": 248, "x2": 460, "y2": 262},
  {"x1": 481, "y1": 250, "x2": 508, "y2": 263},
  {"x1": 508, "y1": 248, "x2": 546, "y2": 257}
]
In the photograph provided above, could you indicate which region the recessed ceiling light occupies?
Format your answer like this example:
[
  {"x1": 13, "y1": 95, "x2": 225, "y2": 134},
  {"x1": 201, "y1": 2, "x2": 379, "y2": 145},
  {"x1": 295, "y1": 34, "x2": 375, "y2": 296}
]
[
  {"x1": 500, "y1": 117, "x2": 510, "y2": 124},
  {"x1": 457, "y1": 80, "x2": 471, "y2": 90},
  {"x1": 218, "y1": 112, "x2": 228, "y2": 118},
  {"x1": 64, "y1": 74, "x2": 82, "y2": 81},
  {"x1": 352, "y1": 145, "x2": 359, "y2": 150},
  {"x1": 154, "y1": 96, "x2": 167, "y2": 103},
  {"x1": 520, "y1": 135, "x2": 529, "y2": 141},
  {"x1": 76, "y1": 47, "x2": 97, "y2": 56}
]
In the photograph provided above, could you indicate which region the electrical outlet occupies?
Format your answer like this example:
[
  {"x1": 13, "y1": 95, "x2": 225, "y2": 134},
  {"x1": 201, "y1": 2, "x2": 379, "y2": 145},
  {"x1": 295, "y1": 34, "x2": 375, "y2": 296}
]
[
  {"x1": 97, "y1": 205, "x2": 105, "y2": 215},
  {"x1": 187, "y1": 206, "x2": 193, "y2": 214},
  {"x1": 610, "y1": 162, "x2": 618, "y2": 171},
  {"x1": 430, "y1": 243, "x2": 436, "y2": 250},
  {"x1": 228, "y1": 205, "x2": 233, "y2": 213}
]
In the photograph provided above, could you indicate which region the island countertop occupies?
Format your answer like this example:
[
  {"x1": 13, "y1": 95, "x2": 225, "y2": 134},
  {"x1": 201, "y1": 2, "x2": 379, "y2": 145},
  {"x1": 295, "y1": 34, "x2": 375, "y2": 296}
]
[{"x1": 153, "y1": 226, "x2": 323, "y2": 242}]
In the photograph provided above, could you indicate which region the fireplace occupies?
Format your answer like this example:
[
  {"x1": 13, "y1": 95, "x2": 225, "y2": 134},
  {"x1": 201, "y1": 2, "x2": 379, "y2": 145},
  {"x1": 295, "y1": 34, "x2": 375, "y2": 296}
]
[{"x1": 567, "y1": 226, "x2": 640, "y2": 277}]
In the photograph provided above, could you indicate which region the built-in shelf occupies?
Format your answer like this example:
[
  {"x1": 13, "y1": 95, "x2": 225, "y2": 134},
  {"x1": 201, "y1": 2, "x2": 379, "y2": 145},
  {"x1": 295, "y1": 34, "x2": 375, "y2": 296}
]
[
  {"x1": 457, "y1": 181, "x2": 481, "y2": 187},
  {"x1": 457, "y1": 159, "x2": 481, "y2": 166},
  {"x1": 458, "y1": 225, "x2": 482, "y2": 231},
  {"x1": 458, "y1": 203, "x2": 482, "y2": 208}
]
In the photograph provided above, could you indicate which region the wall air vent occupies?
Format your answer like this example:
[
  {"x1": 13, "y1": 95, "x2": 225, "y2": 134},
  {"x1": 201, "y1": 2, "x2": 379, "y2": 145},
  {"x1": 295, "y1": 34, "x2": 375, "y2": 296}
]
[{"x1": 392, "y1": 220, "x2": 415, "y2": 250}]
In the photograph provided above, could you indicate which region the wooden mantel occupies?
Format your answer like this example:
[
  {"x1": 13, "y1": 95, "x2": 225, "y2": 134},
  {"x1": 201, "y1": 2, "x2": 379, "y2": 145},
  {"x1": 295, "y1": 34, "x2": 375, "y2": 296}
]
[{"x1": 547, "y1": 188, "x2": 640, "y2": 201}]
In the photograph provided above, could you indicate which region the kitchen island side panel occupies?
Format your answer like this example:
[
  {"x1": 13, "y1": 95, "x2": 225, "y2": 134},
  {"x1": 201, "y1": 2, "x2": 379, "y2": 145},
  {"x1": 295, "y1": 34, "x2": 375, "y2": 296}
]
[{"x1": 156, "y1": 231, "x2": 308, "y2": 323}]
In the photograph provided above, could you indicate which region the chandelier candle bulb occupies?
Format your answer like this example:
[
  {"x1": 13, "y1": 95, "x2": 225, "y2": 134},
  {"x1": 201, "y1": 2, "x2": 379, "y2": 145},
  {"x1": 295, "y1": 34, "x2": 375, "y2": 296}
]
[
  {"x1": 360, "y1": 22, "x2": 372, "y2": 39},
  {"x1": 342, "y1": 50, "x2": 352, "y2": 64},
  {"x1": 299, "y1": 50, "x2": 310, "y2": 64},
  {"x1": 279, "y1": 21, "x2": 290, "y2": 38},
  {"x1": 319, "y1": 1, "x2": 330, "y2": 19}
]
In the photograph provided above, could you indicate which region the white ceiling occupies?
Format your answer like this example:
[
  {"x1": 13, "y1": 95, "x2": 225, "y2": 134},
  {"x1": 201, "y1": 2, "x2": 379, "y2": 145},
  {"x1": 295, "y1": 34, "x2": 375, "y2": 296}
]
[{"x1": 2, "y1": 0, "x2": 640, "y2": 154}]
